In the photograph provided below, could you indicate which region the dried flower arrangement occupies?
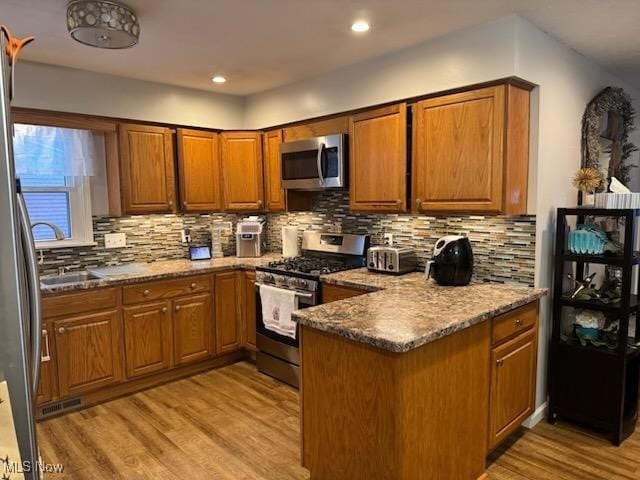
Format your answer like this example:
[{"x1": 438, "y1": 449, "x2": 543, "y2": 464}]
[{"x1": 572, "y1": 167, "x2": 603, "y2": 193}]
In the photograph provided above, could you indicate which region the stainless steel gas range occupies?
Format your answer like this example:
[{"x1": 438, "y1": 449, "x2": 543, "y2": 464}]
[{"x1": 255, "y1": 231, "x2": 369, "y2": 387}]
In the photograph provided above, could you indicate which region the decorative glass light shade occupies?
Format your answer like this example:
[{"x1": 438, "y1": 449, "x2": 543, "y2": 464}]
[{"x1": 66, "y1": 0, "x2": 140, "y2": 49}]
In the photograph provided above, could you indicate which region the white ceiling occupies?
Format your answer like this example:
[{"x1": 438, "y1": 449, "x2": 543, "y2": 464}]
[{"x1": 2, "y1": 0, "x2": 640, "y2": 95}]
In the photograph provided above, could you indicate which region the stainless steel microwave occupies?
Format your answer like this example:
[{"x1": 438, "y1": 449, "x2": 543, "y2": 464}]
[{"x1": 280, "y1": 134, "x2": 347, "y2": 190}]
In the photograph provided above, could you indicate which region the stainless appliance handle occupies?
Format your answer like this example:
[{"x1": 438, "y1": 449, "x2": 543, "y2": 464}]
[
  {"x1": 255, "y1": 282, "x2": 313, "y2": 299},
  {"x1": 425, "y1": 260, "x2": 434, "y2": 279},
  {"x1": 316, "y1": 142, "x2": 325, "y2": 185},
  {"x1": 17, "y1": 192, "x2": 42, "y2": 395}
]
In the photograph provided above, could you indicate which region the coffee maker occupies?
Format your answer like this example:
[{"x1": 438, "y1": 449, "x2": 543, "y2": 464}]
[{"x1": 426, "y1": 235, "x2": 473, "y2": 286}]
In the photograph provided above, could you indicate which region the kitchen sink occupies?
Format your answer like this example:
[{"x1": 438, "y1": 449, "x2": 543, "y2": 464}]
[{"x1": 40, "y1": 271, "x2": 101, "y2": 286}]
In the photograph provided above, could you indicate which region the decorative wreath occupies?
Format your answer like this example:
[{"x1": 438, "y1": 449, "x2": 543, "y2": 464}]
[{"x1": 581, "y1": 87, "x2": 637, "y2": 190}]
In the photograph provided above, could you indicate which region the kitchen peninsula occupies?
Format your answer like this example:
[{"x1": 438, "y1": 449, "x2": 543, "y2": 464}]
[{"x1": 296, "y1": 271, "x2": 546, "y2": 480}]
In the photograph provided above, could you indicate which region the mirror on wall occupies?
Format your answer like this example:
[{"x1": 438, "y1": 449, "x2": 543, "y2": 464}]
[{"x1": 581, "y1": 87, "x2": 637, "y2": 193}]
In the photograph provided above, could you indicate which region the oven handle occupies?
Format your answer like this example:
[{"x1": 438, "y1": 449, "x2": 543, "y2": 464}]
[
  {"x1": 316, "y1": 142, "x2": 325, "y2": 185},
  {"x1": 255, "y1": 282, "x2": 314, "y2": 299}
]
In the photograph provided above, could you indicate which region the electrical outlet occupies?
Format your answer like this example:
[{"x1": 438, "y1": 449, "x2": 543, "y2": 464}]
[
  {"x1": 104, "y1": 233, "x2": 126, "y2": 249},
  {"x1": 384, "y1": 233, "x2": 393, "y2": 246},
  {"x1": 181, "y1": 229, "x2": 192, "y2": 244}
]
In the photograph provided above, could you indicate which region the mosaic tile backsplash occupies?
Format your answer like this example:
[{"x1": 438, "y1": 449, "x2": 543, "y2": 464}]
[{"x1": 39, "y1": 190, "x2": 536, "y2": 286}]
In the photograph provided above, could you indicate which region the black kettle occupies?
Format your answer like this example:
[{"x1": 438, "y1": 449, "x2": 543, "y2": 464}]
[{"x1": 426, "y1": 235, "x2": 473, "y2": 286}]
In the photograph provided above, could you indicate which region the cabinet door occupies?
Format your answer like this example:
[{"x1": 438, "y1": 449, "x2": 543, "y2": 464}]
[
  {"x1": 413, "y1": 86, "x2": 505, "y2": 213},
  {"x1": 177, "y1": 128, "x2": 223, "y2": 212},
  {"x1": 119, "y1": 123, "x2": 176, "y2": 214},
  {"x1": 215, "y1": 271, "x2": 242, "y2": 354},
  {"x1": 349, "y1": 104, "x2": 407, "y2": 212},
  {"x1": 243, "y1": 271, "x2": 257, "y2": 349},
  {"x1": 220, "y1": 132, "x2": 264, "y2": 211},
  {"x1": 123, "y1": 301, "x2": 173, "y2": 378},
  {"x1": 321, "y1": 283, "x2": 368, "y2": 303},
  {"x1": 263, "y1": 129, "x2": 286, "y2": 212},
  {"x1": 489, "y1": 328, "x2": 537, "y2": 450},
  {"x1": 36, "y1": 326, "x2": 55, "y2": 405},
  {"x1": 174, "y1": 293, "x2": 213, "y2": 365},
  {"x1": 54, "y1": 310, "x2": 123, "y2": 397}
]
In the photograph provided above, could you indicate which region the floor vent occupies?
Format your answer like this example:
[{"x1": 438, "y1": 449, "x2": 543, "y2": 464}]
[{"x1": 39, "y1": 397, "x2": 84, "y2": 419}]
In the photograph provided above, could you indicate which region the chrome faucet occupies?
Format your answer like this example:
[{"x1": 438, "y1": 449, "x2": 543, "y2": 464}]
[{"x1": 30, "y1": 222, "x2": 65, "y2": 241}]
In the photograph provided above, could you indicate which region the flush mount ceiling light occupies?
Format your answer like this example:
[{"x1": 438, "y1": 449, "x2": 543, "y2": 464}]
[
  {"x1": 211, "y1": 76, "x2": 226, "y2": 84},
  {"x1": 350, "y1": 20, "x2": 370, "y2": 33},
  {"x1": 66, "y1": 0, "x2": 140, "y2": 49}
]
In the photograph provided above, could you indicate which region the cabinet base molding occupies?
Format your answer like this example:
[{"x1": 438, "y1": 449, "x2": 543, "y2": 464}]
[{"x1": 36, "y1": 350, "x2": 246, "y2": 420}]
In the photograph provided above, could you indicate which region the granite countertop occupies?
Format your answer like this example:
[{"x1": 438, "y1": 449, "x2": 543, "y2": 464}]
[
  {"x1": 40, "y1": 254, "x2": 282, "y2": 295},
  {"x1": 295, "y1": 268, "x2": 547, "y2": 353}
]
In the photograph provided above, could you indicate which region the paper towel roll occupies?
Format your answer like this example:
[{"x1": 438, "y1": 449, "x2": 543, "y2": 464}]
[{"x1": 282, "y1": 226, "x2": 299, "y2": 258}]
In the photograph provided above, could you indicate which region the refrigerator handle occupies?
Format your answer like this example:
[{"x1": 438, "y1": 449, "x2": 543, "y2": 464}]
[{"x1": 17, "y1": 192, "x2": 42, "y2": 396}]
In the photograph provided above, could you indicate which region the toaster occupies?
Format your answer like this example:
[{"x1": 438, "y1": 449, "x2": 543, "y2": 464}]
[{"x1": 367, "y1": 246, "x2": 417, "y2": 274}]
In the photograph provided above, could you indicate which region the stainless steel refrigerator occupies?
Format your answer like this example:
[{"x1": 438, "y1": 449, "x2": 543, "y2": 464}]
[{"x1": 0, "y1": 34, "x2": 42, "y2": 480}]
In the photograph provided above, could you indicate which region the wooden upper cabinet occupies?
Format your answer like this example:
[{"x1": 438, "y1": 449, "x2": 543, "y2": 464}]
[
  {"x1": 177, "y1": 128, "x2": 222, "y2": 212},
  {"x1": 220, "y1": 132, "x2": 264, "y2": 211},
  {"x1": 263, "y1": 129, "x2": 286, "y2": 212},
  {"x1": 119, "y1": 123, "x2": 176, "y2": 214},
  {"x1": 412, "y1": 84, "x2": 530, "y2": 214},
  {"x1": 54, "y1": 310, "x2": 123, "y2": 397},
  {"x1": 349, "y1": 104, "x2": 407, "y2": 212}
]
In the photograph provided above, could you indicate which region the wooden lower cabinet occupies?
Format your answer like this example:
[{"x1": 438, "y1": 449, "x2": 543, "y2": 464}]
[
  {"x1": 36, "y1": 324, "x2": 56, "y2": 405},
  {"x1": 243, "y1": 271, "x2": 257, "y2": 349},
  {"x1": 54, "y1": 310, "x2": 123, "y2": 397},
  {"x1": 215, "y1": 271, "x2": 242, "y2": 354},
  {"x1": 488, "y1": 325, "x2": 538, "y2": 450},
  {"x1": 174, "y1": 293, "x2": 213, "y2": 365},
  {"x1": 321, "y1": 283, "x2": 368, "y2": 303},
  {"x1": 123, "y1": 301, "x2": 173, "y2": 378}
]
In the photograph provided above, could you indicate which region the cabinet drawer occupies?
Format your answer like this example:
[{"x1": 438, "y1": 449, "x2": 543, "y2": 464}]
[
  {"x1": 492, "y1": 301, "x2": 538, "y2": 346},
  {"x1": 123, "y1": 275, "x2": 212, "y2": 305},
  {"x1": 43, "y1": 288, "x2": 118, "y2": 318}
]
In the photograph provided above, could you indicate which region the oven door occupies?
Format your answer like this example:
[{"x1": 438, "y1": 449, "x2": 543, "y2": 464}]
[
  {"x1": 255, "y1": 283, "x2": 315, "y2": 349},
  {"x1": 280, "y1": 134, "x2": 345, "y2": 190}
]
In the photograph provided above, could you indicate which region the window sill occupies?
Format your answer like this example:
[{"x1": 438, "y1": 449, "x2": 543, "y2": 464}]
[{"x1": 35, "y1": 240, "x2": 98, "y2": 250}]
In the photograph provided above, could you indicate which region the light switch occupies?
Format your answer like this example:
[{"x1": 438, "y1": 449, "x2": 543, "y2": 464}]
[{"x1": 104, "y1": 233, "x2": 127, "y2": 249}]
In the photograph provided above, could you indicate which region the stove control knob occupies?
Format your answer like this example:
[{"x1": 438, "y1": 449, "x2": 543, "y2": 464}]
[
  {"x1": 297, "y1": 279, "x2": 308, "y2": 289},
  {"x1": 264, "y1": 274, "x2": 274, "y2": 283}
]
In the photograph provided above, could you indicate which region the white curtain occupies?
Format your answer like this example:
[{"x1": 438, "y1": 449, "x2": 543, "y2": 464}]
[{"x1": 13, "y1": 124, "x2": 98, "y2": 176}]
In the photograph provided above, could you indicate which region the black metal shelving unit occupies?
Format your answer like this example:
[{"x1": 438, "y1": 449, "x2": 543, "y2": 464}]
[{"x1": 549, "y1": 207, "x2": 640, "y2": 445}]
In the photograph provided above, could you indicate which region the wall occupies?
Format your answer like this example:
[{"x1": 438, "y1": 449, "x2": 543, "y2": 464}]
[
  {"x1": 513, "y1": 17, "x2": 640, "y2": 418},
  {"x1": 13, "y1": 61, "x2": 245, "y2": 130},
  {"x1": 266, "y1": 191, "x2": 536, "y2": 286},
  {"x1": 38, "y1": 214, "x2": 237, "y2": 276},
  {"x1": 243, "y1": 16, "x2": 518, "y2": 129}
]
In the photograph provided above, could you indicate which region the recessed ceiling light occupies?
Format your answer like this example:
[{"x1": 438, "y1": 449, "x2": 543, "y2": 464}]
[
  {"x1": 351, "y1": 21, "x2": 370, "y2": 33},
  {"x1": 211, "y1": 76, "x2": 226, "y2": 84}
]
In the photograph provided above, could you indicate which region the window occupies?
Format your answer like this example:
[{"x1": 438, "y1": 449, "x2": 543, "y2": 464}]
[{"x1": 13, "y1": 124, "x2": 99, "y2": 248}]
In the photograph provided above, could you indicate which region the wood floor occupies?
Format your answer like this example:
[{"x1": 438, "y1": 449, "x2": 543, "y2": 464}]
[{"x1": 38, "y1": 361, "x2": 640, "y2": 480}]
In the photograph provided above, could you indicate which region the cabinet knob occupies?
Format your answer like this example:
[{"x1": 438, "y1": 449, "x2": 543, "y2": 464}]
[
  {"x1": 183, "y1": 200, "x2": 188, "y2": 207},
  {"x1": 175, "y1": 305, "x2": 181, "y2": 312},
  {"x1": 190, "y1": 282, "x2": 197, "y2": 289},
  {"x1": 161, "y1": 307, "x2": 168, "y2": 313},
  {"x1": 415, "y1": 198, "x2": 421, "y2": 206},
  {"x1": 168, "y1": 200, "x2": 173, "y2": 207},
  {"x1": 57, "y1": 327, "x2": 66, "y2": 335},
  {"x1": 515, "y1": 318, "x2": 523, "y2": 327},
  {"x1": 257, "y1": 199, "x2": 263, "y2": 207},
  {"x1": 143, "y1": 289, "x2": 150, "y2": 296},
  {"x1": 396, "y1": 199, "x2": 402, "y2": 206},
  {"x1": 496, "y1": 359, "x2": 504, "y2": 367}
]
